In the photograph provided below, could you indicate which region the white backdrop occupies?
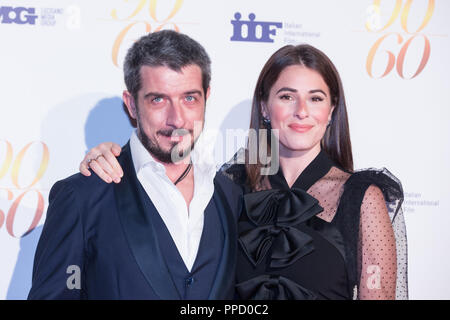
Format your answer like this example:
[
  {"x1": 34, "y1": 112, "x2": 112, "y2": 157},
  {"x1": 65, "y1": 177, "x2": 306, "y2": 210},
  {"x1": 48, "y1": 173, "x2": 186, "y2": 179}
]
[{"x1": 1, "y1": 0, "x2": 449, "y2": 299}]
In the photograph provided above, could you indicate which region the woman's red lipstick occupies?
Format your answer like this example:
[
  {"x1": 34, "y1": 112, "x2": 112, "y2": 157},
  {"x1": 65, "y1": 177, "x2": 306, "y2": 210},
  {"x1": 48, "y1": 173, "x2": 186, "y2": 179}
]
[{"x1": 288, "y1": 123, "x2": 313, "y2": 133}]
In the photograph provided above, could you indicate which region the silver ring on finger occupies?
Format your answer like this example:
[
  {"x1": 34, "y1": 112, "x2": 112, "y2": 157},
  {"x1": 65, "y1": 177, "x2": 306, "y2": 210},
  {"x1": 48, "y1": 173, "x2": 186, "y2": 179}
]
[{"x1": 87, "y1": 154, "x2": 103, "y2": 165}]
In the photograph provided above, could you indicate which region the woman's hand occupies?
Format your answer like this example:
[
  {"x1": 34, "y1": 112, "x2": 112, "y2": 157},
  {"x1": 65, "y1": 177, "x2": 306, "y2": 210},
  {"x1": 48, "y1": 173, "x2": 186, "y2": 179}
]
[{"x1": 80, "y1": 142, "x2": 124, "y2": 183}]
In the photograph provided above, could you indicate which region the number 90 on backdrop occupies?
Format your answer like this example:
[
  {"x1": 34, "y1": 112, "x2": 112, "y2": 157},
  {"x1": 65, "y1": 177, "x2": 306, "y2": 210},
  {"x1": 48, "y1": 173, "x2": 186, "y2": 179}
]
[{"x1": 0, "y1": 141, "x2": 49, "y2": 238}]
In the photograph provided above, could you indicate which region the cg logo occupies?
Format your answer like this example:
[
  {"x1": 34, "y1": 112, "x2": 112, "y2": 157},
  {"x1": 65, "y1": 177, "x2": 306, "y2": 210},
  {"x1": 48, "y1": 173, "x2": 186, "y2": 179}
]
[
  {"x1": 0, "y1": 6, "x2": 38, "y2": 25},
  {"x1": 366, "y1": 0, "x2": 435, "y2": 79},
  {"x1": 230, "y1": 12, "x2": 282, "y2": 43},
  {"x1": 111, "y1": 0, "x2": 184, "y2": 67},
  {"x1": 0, "y1": 141, "x2": 49, "y2": 238}
]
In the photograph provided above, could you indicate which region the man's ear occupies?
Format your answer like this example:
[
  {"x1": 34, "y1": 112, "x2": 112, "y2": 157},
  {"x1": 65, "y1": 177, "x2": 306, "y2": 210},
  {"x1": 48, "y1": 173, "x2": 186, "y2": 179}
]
[{"x1": 123, "y1": 91, "x2": 137, "y2": 120}]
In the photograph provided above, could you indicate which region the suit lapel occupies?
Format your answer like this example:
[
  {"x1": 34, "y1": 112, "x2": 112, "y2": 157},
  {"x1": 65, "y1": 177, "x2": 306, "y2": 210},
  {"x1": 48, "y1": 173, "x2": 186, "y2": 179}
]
[
  {"x1": 207, "y1": 176, "x2": 238, "y2": 299},
  {"x1": 113, "y1": 143, "x2": 180, "y2": 299}
]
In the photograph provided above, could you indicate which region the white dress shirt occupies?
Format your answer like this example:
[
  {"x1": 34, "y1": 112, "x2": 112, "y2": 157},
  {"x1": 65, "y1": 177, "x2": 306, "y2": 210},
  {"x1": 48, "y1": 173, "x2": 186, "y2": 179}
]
[{"x1": 129, "y1": 131, "x2": 216, "y2": 272}]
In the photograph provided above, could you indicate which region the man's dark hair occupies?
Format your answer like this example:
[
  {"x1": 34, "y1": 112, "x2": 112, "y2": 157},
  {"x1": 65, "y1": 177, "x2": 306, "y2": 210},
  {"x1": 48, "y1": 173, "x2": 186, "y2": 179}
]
[{"x1": 123, "y1": 30, "x2": 211, "y2": 103}]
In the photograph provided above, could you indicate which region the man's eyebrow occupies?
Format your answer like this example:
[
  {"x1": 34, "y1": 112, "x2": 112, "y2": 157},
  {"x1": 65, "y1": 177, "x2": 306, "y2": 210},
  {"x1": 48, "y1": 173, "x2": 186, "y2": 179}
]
[
  {"x1": 143, "y1": 90, "x2": 203, "y2": 99},
  {"x1": 184, "y1": 90, "x2": 203, "y2": 96},
  {"x1": 143, "y1": 92, "x2": 167, "y2": 99}
]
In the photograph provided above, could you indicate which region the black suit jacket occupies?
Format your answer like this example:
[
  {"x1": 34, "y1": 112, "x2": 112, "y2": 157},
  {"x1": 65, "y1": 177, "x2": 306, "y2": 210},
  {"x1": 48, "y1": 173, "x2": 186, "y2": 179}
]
[{"x1": 28, "y1": 143, "x2": 242, "y2": 299}]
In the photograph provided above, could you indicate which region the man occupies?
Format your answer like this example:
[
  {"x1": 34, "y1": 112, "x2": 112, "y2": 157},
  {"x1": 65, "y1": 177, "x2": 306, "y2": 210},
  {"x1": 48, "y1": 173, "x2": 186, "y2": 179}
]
[{"x1": 28, "y1": 30, "x2": 242, "y2": 299}]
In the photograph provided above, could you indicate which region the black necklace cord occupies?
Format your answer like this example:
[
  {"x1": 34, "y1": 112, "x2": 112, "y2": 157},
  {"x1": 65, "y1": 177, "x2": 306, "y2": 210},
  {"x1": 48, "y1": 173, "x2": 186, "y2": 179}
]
[{"x1": 174, "y1": 163, "x2": 192, "y2": 185}]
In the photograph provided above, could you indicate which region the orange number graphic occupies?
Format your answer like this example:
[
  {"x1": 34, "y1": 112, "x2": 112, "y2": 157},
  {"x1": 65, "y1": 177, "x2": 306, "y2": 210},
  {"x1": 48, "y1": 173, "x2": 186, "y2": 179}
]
[
  {"x1": 0, "y1": 141, "x2": 49, "y2": 237},
  {"x1": 11, "y1": 142, "x2": 49, "y2": 189},
  {"x1": 0, "y1": 140, "x2": 13, "y2": 180},
  {"x1": 112, "y1": 21, "x2": 152, "y2": 67},
  {"x1": 0, "y1": 188, "x2": 14, "y2": 229},
  {"x1": 401, "y1": 0, "x2": 435, "y2": 34},
  {"x1": 367, "y1": 33, "x2": 403, "y2": 78},
  {"x1": 6, "y1": 189, "x2": 44, "y2": 238},
  {"x1": 366, "y1": 0, "x2": 403, "y2": 32},
  {"x1": 396, "y1": 34, "x2": 431, "y2": 79},
  {"x1": 366, "y1": 0, "x2": 435, "y2": 79},
  {"x1": 111, "y1": 0, "x2": 184, "y2": 67}
]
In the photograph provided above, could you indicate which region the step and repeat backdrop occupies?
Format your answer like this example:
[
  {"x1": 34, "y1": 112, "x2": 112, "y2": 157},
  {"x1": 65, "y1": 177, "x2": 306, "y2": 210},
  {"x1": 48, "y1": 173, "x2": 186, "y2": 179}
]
[{"x1": 0, "y1": 0, "x2": 449, "y2": 299}]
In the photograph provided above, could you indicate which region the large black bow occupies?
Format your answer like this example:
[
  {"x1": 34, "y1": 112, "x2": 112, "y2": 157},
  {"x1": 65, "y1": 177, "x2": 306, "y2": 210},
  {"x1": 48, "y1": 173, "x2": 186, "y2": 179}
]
[
  {"x1": 240, "y1": 188, "x2": 323, "y2": 268},
  {"x1": 236, "y1": 274, "x2": 317, "y2": 300}
]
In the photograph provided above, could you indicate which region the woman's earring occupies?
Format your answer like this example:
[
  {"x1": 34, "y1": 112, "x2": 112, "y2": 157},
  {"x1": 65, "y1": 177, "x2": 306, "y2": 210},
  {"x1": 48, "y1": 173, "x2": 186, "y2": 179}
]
[
  {"x1": 262, "y1": 117, "x2": 271, "y2": 126},
  {"x1": 326, "y1": 120, "x2": 332, "y2": 128}
]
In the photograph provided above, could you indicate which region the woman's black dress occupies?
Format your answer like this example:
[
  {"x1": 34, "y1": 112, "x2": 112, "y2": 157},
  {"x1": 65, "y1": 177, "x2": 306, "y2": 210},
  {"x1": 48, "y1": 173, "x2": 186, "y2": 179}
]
[{"x1": 222, "y1": 149, "x2": 408, "y2": 300}]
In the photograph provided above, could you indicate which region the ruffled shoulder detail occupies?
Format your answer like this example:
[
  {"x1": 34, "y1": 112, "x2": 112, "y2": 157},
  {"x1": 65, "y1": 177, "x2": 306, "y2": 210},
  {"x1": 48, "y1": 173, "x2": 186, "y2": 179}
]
[
  {"x1": 343, "y1": 168, "x2": 404, "y2": 221},
  {"x1": 335, "y1": 167, "x2": 408, "y2": 300}
]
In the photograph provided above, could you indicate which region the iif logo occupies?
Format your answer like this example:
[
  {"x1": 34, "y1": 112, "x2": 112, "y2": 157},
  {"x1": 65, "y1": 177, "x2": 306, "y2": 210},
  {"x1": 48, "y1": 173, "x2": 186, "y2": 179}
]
[
  {"x1": 230, "y1": 12, "x2": 282, "y2": 43},
  {"x1": 0, "y1": 6, "x2": 38, "y2": 25}
]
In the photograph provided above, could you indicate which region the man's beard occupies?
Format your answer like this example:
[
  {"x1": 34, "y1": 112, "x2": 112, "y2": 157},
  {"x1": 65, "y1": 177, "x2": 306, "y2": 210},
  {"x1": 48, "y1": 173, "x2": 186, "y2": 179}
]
[{"x1": 137, "y1": 126, "x2": 195, "y2": 164}]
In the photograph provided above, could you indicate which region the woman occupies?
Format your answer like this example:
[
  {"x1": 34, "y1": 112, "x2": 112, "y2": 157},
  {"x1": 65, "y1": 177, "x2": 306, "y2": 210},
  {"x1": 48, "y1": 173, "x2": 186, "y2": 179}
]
[{"x1": 79, "y1": 44, "x2": 408, "y2": 300}]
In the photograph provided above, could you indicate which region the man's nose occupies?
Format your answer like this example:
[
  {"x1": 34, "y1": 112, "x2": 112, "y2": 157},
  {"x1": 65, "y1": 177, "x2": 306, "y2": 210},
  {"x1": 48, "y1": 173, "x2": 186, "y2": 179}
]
[{"x1": 166, "y1": 101, "x2": 185, "y2": 128}]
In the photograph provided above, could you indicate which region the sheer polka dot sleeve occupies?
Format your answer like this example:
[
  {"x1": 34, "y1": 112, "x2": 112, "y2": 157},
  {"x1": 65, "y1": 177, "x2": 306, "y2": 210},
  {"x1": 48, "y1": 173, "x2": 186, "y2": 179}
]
[{"x1": 357, "y1": 185, "x2": 397, "y2": 300}]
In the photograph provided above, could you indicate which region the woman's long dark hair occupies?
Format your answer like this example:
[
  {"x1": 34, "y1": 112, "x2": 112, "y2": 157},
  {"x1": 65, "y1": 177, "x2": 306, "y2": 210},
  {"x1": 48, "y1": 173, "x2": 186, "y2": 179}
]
[{"x1": 246, "y1": 44, "x2": 353, "y2": 190}]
